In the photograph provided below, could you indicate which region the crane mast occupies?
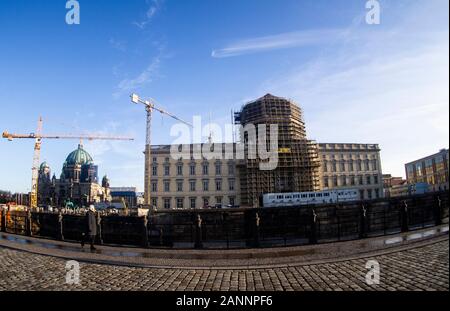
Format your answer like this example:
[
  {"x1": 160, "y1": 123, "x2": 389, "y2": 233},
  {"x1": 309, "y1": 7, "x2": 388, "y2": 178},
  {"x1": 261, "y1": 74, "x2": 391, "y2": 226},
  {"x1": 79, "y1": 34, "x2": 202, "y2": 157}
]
[{"x1": 30, "y1": 117, "x2": 43, "y2": 209}]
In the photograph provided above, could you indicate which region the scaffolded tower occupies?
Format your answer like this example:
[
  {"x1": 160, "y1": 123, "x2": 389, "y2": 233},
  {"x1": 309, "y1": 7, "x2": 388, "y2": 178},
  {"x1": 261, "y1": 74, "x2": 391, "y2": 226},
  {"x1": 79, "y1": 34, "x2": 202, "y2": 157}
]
[{"x1": 235, "y1": 94, "x2": 321, "y2": 207}]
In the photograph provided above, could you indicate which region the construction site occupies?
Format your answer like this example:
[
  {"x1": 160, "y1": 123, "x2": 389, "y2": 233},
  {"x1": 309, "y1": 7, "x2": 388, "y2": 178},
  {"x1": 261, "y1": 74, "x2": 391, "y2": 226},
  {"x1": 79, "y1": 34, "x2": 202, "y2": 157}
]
[{"x1": 234, "y1": 94, "x2": 321, "y2": 207}]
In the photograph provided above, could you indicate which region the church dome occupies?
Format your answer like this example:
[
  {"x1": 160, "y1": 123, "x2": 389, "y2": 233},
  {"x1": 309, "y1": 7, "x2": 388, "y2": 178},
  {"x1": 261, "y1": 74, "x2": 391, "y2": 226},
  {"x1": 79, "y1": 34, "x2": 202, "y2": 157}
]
[
  {"x1": 39, "y1": 162, "x2": 50, "y2": 171},
  {"x1": 65, "y1": 144, "x2": 93, "y2": 165}
]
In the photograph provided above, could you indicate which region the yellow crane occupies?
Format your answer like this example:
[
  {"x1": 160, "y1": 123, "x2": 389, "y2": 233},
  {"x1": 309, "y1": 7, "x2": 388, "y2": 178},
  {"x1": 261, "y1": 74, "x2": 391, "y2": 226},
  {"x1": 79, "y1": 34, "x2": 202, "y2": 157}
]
[{"x1": 2, "y1": 116, "x2": 134, "y2": 209}]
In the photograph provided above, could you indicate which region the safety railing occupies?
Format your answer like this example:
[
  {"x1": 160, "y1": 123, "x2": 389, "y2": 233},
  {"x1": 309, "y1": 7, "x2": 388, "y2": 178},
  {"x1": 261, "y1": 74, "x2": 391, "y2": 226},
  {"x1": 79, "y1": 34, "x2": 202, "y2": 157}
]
[{"x1": 0, "y1": 191, "x2": 448, "y2": 249}]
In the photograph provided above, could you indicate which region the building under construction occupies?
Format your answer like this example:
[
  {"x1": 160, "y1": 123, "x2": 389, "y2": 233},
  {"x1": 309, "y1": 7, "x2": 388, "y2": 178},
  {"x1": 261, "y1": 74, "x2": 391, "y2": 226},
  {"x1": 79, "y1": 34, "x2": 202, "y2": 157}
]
[
  {"x1": 147, "y1": 94, "x2": 383, "y2": 209},
  {"x1": 234, "y1": 94, "x2": 321, "y2": 207}
]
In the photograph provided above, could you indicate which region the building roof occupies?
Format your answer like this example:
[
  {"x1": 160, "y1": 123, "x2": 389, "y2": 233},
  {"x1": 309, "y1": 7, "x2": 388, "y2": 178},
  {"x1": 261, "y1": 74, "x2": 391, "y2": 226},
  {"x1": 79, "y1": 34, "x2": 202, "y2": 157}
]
[
  {"x1": 405, "y1": 148, "x2": 449, "y2": 166},
  {"x1": 39, "y1": 162, "x2": 50, "y2": 170},
  {"x1": 65, "y1": 144, "x2": 93, "y2": 165}
]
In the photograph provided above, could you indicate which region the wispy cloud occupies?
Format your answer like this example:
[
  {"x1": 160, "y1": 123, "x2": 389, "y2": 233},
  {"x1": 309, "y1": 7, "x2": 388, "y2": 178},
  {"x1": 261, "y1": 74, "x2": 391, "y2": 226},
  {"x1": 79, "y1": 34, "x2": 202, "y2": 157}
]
[
  {"x1": 254, "y1": 1, "x2": 449, "y2": 178},
  {"x1": 211, "y1": 29, "x2": 344, "y2": 58},
  {"x1": 109, "y1": 38, "x2": 127, "y2": 52},
  {"x1": 133, "y1": 0, "x2": 163, "y2": 29},
  {"x1": 113, "y1": 54, "x2": 161, "y2": 99}
]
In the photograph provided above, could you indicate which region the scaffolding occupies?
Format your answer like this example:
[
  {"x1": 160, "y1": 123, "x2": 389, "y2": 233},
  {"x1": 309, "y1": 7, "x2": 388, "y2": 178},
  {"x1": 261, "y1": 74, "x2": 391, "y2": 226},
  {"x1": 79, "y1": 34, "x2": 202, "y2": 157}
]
[{"x1": 235, "y1": 94, "x2": 321, "y2": 207}]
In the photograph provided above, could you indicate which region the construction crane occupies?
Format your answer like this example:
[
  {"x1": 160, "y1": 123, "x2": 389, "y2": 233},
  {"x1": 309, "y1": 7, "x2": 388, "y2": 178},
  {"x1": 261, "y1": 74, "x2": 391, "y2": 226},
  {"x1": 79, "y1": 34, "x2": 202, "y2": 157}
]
[
  {"x1": 130, "y1": 93, "x2": 193, "y2": 206},
  {"x1": 2, "y1": 116, "x2": 134, "y2": 209}
]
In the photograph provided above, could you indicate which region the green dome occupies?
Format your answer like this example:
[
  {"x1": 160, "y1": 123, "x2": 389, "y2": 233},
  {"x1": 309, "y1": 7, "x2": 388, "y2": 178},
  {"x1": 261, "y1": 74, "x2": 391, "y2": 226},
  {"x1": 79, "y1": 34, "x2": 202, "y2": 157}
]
[
  {"x1": 65, "y1": 144, "x2": 93, "y2": 165},
  {"x1": 39, "y1": 162, "x2": 50, "y2": 170}
]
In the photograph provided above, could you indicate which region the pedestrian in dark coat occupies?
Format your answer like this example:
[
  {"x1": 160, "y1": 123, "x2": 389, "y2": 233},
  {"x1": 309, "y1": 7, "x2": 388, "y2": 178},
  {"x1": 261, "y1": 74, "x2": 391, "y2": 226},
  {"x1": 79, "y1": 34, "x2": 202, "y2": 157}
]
[{"x1": 81, "y1": 205, "x2": 97, "y2": 251}]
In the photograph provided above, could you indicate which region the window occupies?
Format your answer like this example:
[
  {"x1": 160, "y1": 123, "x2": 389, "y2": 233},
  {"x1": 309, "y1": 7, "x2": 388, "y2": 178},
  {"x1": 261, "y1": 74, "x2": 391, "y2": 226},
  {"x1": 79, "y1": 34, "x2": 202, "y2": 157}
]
[
  {"x1": 357, "y1": 160, "x2": 362, "y2": 171},
  {"x1": 229, "y1": 197, "x2": 235, "y2": 206},
  {"x1": 372, "y1": 160, "x2": 378, "y2": 171},
  {"x1": 164, "y1": 180, "x2": 170, "y2": 192},
  {"x1": 176, "y1": 198, "x2": 184, "y2": 209},
  {"x1": 165, "y1": 157, "x2": 170, "y2": 163},
  {"x1": 203, "y1": 180, "x2": 209, "y2": 191},
  {"x1": 365, "y1": 160, "x2": 370, "y2": 171},
  {"x1": 359, "y1": 175, "x2": 364, "y2": 185},
  {"x1": 229, "y1": 179, "x2": 235, "y2": 191},
  {"x1": 359, "y1": 190, "x2": 365, "y2": 200},
  {"x1": 340, "y1": 162, "x2": 345, "y2": 172},
  {"x1": 216, "y1": 179, "x2": 222, "y2": 191},
  {"x1": 164, "y1": 198, "x2": 171, "y2": 209},
  {"x1": 216, "y1": 197, "x2": 222, "y2": 205},
  {"x1": 202, "y1": 164, "x2": 209, "y2": 175},
  {"x1": 176, "y1": 180, "x2": 183, "y2": 192},
  {"x1": 190, "y1": 198, "x2": 196, "y2": 209},
  {"x1": 366, "y1": 175, "x2": 372, "y2": 185},
  {"x1": 152, "y1": 165, "x2": 158, "y2": 176},
  {"x1": 333, "y1": 177, "x2": 338, "y2": 187},
  {"x1": 151, "y1": 182, "x2": 158, "y2": 192},
  {"x1": 332, "y1": 161, "x2": 337, "y2": 172},
  {"x1": 368, "y1": 189, "x2": 373, "y2": 199},
  {"x1": 151, "y1": 198, "x2": 157, "y2": 208},
  {"x1": 189, "y1": 180, "x2": 196, "y2": 192},
  {"x1": 374, "y1": 175, "x2": 379, "y2": 184},
  {"x1": 203, "y1": 197, "x2": 209, "y2": 207},
  {"x1": 177, "y1": 164, "x2": 183, "y2": 176},
  {"x1": 350, "y1": 176, "x2": 356, "y2": 186},
  {"x1": 324, "y1": 178, "x2": 329, "y2": 188},
  {"x1": 342, "y1": 176, "x2": 347, "y2": 186},
  {"x1": 152, "y1": 157, "x2": 157, "y2": 163},
  {"x1": 323, "y1": 161, "x2": 328, "y2": 172},
  {"x1": 164, "y1": 165, "x2": 170, "y2": 176},
  {"x1": 228, "y1": 164, "x2": 235, "y2": 175},
  {"x1": 190, "y1": 164, "x2": 196, "y2": 176},
  {"x1": 215, "y1": 163, "x2": 222, "y2": 175},
  {"x1": 349, "y1": 160, "x2": 354, "y2": 172},
  {"x1": 375, "y1": 189, "x2": 380, "y2": 199}
]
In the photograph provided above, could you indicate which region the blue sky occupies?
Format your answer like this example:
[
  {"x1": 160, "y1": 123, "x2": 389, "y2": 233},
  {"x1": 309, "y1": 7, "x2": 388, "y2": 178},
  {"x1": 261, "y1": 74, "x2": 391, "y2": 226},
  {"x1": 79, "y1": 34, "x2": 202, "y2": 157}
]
[{"x1": 0, "y1": 0, "x2": 448, "y2": 193}]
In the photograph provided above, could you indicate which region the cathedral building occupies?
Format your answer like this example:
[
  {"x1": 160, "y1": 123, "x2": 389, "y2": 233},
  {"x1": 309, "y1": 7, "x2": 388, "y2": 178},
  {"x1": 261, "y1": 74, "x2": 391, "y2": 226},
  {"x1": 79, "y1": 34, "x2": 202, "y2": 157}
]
[{"x1": 38, "y1": 144, "x2": 111, "y2": 207}]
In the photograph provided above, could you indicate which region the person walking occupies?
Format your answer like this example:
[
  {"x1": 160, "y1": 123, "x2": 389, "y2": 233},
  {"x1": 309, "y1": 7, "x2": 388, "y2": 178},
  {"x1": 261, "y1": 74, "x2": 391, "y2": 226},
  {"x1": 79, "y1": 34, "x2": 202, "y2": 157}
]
[{"x1": 81, "y1": 205, "x2": 97, "y2": 251}]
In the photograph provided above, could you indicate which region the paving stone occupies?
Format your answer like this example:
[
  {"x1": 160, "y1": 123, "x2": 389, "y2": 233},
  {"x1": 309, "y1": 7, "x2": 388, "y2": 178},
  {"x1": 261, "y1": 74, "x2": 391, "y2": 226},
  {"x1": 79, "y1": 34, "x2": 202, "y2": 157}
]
[{"x1": 0, "y1": 238, "x2": 448, "y2": 291}]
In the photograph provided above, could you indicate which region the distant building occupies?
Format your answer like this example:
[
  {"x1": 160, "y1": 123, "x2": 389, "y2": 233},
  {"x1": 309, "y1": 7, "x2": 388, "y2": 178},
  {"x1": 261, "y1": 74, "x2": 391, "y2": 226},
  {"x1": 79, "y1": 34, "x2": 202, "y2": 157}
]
[
  {"x1": 383, "y1": 174, "x2": 407, "y2": 198},
  {"x1": 38, "y1": 144, "x2": 111, "y2": 207},
  {"x1": 405, "y1": 149, "x2": 449, "y2": 192},
  {"x1": 318, "y1": 144, "x2": 384, "y2": 200},
  {"x1": 110, "y1": 187, "x2": 138, "y2": 208},
  {"x1": 390, "y1": 182, "x2": 430, "y2": 198}
]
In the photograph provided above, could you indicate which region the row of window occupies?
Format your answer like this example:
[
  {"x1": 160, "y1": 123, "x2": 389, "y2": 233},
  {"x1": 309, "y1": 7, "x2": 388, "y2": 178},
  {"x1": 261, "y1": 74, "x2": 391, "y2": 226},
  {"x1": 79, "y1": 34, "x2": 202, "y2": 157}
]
[
  {"x1": 407, "y1": 156, "x2": 448, "y2": 179},
  {"x1": 360, "y1": 188, "x2": 381, "y2": 200},
  {"x1": 323, "y1": 175, "x2": 380, "y2": 188},
  {"x1": 322, "y1": 159, "x2": 378, "y2": 173},
  {"x1": 151, "y1": 196, "x2": 237, "y2": 209},
  {"x1": 152, "y1": 179, "x2": 236, "y2": 193},
  {"x1": 152, "y1": 163, "x2": 235, "y2": 177}
]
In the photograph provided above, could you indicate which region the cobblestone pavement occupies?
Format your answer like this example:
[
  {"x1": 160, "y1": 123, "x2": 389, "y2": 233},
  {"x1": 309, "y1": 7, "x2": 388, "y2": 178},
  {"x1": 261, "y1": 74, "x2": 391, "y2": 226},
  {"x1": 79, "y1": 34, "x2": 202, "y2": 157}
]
[{"x1": 0, "y1": 238, "x2": 448, "y2": 291}]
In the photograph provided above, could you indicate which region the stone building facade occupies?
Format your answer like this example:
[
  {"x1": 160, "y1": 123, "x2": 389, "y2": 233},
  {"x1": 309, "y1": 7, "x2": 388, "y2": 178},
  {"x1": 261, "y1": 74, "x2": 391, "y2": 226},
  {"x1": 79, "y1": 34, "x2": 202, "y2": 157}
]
[
  {"x1": 318, "y1": 143, "x2": 384, "y2": 200},
  {"x1": 149, "y1": 144, "x2": 240, "y2": 210}
]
